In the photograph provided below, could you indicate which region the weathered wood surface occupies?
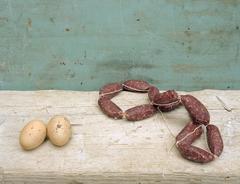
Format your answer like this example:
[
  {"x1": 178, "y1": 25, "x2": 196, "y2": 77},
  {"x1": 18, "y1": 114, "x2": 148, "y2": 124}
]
[{"x1": 0, "y1": 90, "x2": 239, "y2": 183}]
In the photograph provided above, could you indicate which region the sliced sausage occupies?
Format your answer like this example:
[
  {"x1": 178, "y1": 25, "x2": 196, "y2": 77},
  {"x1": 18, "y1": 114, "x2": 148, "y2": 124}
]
[
  {"x1": 181, "y1": 95, "x2": 210, "y2": 125},
  {"x1": 123, "y1": 80, "x2": 151, "y2": 92},
  {"x1": 98, "y1": 97, "x2": 123, "y2": 119},
  {"x1": 206, "y1": 124, "x2": 224, "y2": 157},
  {"x1": 125, "y1": 104, "x2": 157, "y2": 121}
]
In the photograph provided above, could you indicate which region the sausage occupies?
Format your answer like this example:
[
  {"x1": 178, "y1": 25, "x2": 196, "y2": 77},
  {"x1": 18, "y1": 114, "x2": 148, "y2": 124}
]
[
  {"x1": 181, "y1": 95, "x2": 210, "y2": 125},
  {"x1": 123, "y1": 80, "x2": 151, "y2": 92},
  {"x1": 98, "y1": 97, "x2": 123, "y2": 119},
  {"x1": 148, "y1": 86, "x2": 160, "y2": 103},
  {"x1": 99, "y1": 82, "x2": 123, "y2": 98},
  {"x1": 125, "y1": 104, "x2": 157, "y2": 121},
  {"x1": 206, "y1": 124, "x2": 224, "y2": 157},
  {"x1": 152, "y1": 90, "x2": 179, "y2": 105},
  {"x1": 157, "y1": 101, "x2": 181, "y2": 112},
  {"x1": 98, "y1": 81, "x2": 224, "y2": 163},
  {"x1": 177, "y1": 144, "x2": 214, "y2": 163},
  {"x1": 152, "y1": 90, "x2": 180, "y2": 111},
  {"x1": 176, "y1": 122, "x2": 203, "y2": 146},
  {"x1": 176, "y1": 122, "x2": 214, "y2": 163}
]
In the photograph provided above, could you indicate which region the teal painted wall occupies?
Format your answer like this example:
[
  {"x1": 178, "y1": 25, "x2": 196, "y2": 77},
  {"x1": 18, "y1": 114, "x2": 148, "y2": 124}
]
[{"x1": 0, "y1": 0, "x2": 239, "y2": 91}]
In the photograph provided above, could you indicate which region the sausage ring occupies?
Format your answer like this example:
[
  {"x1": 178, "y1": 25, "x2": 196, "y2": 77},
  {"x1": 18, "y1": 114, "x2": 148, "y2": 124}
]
[
  {"x1": 98, "y1": 80, "x2": 223, "y2": 163},
  {"x1": 98, "y1": 80, "x2": 157, "y2": 121}
]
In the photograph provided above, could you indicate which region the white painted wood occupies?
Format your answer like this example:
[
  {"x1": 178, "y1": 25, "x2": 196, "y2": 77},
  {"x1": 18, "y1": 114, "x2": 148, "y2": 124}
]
[{"x1": 0, "y1": 90, "x2": 239, "y2": 184}]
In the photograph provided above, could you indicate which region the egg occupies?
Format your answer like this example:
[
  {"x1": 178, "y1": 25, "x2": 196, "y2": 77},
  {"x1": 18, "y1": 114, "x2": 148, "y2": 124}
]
[
  {"x1": 19, "y1": 120, "x2": 46, "y2": 150},
  {"x1": 47, "y1": 115, "x2": 72, "y2": 146}
]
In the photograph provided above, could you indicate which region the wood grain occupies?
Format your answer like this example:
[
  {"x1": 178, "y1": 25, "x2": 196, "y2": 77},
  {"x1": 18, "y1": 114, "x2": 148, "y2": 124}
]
[{"x1": 0, "y1": 90, "x2": 239, "y2": 183}]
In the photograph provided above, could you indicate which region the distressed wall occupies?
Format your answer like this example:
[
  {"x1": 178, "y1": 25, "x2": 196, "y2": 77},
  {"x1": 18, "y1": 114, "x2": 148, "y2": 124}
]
[{"x1": 0, "y1": 0, "x2": 239, "y2": 91}]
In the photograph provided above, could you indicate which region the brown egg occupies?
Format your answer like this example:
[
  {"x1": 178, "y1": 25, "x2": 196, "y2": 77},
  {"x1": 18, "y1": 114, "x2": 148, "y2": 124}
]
[
  {"x1": 19, "y1": 120, "x2": 46, "y2": 150},
  {"x1": 47, "y1": 115, "x2": 72, "y2": 146}
]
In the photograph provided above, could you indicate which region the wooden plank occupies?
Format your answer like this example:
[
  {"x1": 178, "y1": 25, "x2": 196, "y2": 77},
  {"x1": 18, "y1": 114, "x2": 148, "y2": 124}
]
[
  {"x1": 0, "y1": 90, "x2": 239, "y2": 183},
  {"x1": 0, "y1": 0, "x2": 240, "y2": 91}
]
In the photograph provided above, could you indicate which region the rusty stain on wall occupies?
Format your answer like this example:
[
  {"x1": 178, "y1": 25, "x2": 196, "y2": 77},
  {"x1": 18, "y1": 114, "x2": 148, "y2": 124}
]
[{"x1": 27, "y1": 18, "x2": 32, "y2": 28}]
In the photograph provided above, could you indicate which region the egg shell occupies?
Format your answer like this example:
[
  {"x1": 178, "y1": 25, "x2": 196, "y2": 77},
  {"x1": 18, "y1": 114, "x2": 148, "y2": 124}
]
[
  {"x1": 19, "y1": 120, "x2": 46, "y2": 150},
  {"x1": 47, "y1": 115, "x2": 72, "y2": 147}
]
